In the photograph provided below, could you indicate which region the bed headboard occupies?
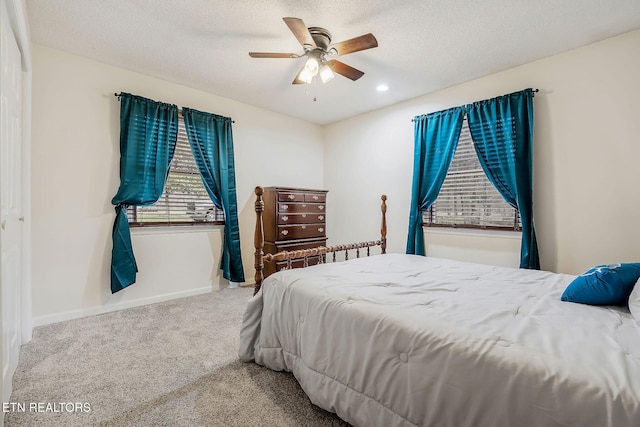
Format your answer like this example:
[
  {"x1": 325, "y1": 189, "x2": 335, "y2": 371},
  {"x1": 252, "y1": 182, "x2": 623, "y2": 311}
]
[{"x1": 253, "y1": 186, "x2": 387, "y2": 295}]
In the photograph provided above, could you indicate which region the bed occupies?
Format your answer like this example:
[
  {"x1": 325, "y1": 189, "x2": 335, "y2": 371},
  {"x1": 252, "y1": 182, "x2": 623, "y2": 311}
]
[{"x1": 239, "y1": 188, "x2": 640, "y2": 427}]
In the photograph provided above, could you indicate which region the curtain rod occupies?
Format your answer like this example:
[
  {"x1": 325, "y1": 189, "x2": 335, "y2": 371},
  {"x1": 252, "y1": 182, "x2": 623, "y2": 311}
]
[
  {"x1": 410, "y1": 88, "x2": 539, "y2": 122},
  {"x1": 114, "y1": 93, "x2": 235, "y2": 123}
]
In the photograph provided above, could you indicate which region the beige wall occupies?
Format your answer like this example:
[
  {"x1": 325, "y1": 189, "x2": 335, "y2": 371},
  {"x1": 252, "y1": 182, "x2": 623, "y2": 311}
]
[
  {"x1": 31, "y1": 29, "x2": 640, "y2": 324},
  {"x1": 324, "y1": 29, "x2": 640, "y2": 274},
  {"x1": 31, "y1": 45, "x2": 324, "y2": 324}
]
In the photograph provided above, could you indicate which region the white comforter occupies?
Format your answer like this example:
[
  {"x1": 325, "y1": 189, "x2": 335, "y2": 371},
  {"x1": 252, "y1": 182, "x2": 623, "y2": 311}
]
[{"x1": 239, "y1": 254, "x2": 640, "y2": 427}]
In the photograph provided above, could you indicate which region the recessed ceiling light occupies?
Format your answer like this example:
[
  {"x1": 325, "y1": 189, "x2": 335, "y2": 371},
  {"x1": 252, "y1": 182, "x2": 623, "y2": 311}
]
[{"x1": 376, "y1": 84, "x2": 389, "y2": 92}]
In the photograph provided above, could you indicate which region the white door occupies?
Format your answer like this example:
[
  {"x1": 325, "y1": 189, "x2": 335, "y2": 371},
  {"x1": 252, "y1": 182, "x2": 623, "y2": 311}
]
[{"x1": 0, "y1": 0, "x2": 23, "y2": 408}]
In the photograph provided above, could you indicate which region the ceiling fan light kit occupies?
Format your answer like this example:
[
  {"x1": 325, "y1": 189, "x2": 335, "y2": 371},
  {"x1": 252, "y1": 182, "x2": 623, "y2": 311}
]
[
  {"x1": 319, "y1": 64, "x2": 335, "y2": 83},
  {"x1": 249, "y1": 17, "x2": 378, "y2": 86}
]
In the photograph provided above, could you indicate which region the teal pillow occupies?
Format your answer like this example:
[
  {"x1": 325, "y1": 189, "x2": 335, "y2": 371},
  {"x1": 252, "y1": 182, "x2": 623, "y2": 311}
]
[{"x1": 561, "y1": 263, "x2": 640, "y2": 306}]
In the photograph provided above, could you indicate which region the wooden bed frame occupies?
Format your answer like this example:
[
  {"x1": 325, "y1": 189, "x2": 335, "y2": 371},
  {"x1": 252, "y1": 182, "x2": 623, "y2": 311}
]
[{"x1": 253, "y1": 186, "x2": 387, "y2": 295}]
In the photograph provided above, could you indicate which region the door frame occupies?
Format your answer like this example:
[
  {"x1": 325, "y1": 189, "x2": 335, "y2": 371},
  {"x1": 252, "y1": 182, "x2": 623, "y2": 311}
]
[{"x1": 1, "y1": 0, "x2": 31, "y2": 423}]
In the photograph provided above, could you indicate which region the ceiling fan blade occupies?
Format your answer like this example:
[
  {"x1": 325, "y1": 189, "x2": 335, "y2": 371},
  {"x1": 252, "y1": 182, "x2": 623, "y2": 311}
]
[
  {"x1": 283, "y1": 17, "x2": 316, "y2": 48},
  {"x1": 328, "y1": 60, "x2": 365, "y2": 81},
  {"x1": 331, "y1": 33, "x2": 378, "y2": 56},
  {"x1": 249, "y1": 52, "x2": 300, "y2": 58}
]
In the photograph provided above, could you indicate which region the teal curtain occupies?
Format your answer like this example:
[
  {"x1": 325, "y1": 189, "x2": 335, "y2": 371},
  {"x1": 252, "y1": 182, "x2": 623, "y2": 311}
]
[
  {"x1": 406, "y1": 107, "x2": 466, "y2": 255},
  {"x1": 111, "y1": 93, "x2": 178, "y2": 293},
  {"x1": 467, "y1": 88, "x2": 539, "y2": 269},
  {"x1": 182, "y1": 108, "x2": 245, "y2": 283}
]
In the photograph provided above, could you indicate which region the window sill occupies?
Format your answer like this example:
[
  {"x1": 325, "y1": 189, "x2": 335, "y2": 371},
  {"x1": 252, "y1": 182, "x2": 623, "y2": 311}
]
[
  {"x1": 131, "y1": 224, "x2": 224, "y2": 236},
  {"x1": 424, "y1": 227, "x2": 522, "y2": 240}
]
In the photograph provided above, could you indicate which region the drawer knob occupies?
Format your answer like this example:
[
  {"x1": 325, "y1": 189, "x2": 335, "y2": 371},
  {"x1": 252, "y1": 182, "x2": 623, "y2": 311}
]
[
  {"x1": 281, "y1": 230, "x2": 289, "y2": 235},
  {"x1": 318, "y1": 215, "x2": 324, "y2": 220},
  {"x1": 282, "y1": 216, "x2": 289, "y2": 222},
  {"x1": 318, "y1": 205, "x2": 324, "y2": 210},
  {"x1": 288, "y1": 194, "x2": 296, "y2": 200},
  {"x1": 312, "y1": 195, "x2": 319, "y2": 200},
  {"x1": 318, "y1": 228, "x2": 324, "y2": 233},
  {"x1": 301, "y1": 214, "x2": 307, "y2": 218},
  {"x1": 282, "y1": 204, "x2": 289, "y2": 210},
  {"x1": 301, "y1": 225, "x2": 306, "y2": 229}
]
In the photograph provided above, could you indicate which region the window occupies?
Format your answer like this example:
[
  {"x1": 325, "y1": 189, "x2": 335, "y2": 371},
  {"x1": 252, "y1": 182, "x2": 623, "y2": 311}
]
[
  {"x1": 423, "y1": 117, "x2": 521, "y2": 231},
  {"x1": 127, "y1": 115, "x2": 224, "y2": 227}
]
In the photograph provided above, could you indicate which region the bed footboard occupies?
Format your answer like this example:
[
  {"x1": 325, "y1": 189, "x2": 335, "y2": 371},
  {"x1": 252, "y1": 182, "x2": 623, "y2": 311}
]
[{"x1": 253, "y1": 186, "x2": 387, "y2": 295}]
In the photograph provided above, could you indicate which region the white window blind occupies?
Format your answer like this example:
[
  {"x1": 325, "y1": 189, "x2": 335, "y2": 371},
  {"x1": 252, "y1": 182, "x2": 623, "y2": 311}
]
[
  {"x1": 127, "y1": 115, "x2": 224, "y2": 226},
  {"x1": 423, "y1": 117, "x2": 521, "y2": 231}
]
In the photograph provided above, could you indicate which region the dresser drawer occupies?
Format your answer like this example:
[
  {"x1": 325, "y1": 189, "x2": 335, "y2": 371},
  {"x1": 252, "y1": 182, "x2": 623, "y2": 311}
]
[
  {"x1": 278, "y1": 213, "x2": 325, "y2": 225},
  {"x1": 263, "y1": 237, "x2": 327, "y2": 277},
  {"x1": 278, "y1": 202, "x2": 325, "y2": 214},
  {"x1": 277, "y1": 224, "x2": 326, "y2": 240},
  {"x1": 277, "y1": 191, "x2": 306, "y2": 202},
  {"x1": 304, "y1": 193, "x2": 326, "y2": 203}
]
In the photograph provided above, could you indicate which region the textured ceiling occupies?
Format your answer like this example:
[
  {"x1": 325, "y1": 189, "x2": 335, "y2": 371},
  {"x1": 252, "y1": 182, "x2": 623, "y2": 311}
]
[{"x1": 26, "y1": 0, "x2": 640, "y2": 125}]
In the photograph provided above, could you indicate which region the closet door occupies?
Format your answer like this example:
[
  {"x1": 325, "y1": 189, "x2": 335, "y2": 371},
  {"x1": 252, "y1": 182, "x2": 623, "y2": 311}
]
[{"x1": 0, "y1": 0, "x2": 23, "y2": 408}]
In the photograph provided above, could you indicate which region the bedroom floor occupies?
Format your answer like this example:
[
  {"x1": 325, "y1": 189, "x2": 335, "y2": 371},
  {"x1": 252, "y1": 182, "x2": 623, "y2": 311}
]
[{"x1": 5, "y1": 287, "x2": 348, "y2": 426}]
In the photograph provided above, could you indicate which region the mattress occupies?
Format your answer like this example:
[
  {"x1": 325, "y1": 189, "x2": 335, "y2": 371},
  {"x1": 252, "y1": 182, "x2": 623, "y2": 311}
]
[{"x1": 239, "y1": 254, "x2": 640, "y2": 426}]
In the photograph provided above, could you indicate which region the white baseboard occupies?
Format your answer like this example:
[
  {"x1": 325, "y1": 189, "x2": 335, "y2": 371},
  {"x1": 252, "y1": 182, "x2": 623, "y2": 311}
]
[{"x1": 32, "y1": 286, "x2": 213, "y2": 327}]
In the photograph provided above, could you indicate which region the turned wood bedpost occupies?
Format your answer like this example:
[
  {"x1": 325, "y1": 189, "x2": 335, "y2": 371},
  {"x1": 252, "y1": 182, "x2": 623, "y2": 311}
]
[
  {"x1": 254, "y1": 186, "x2": 265, "y2": 295},
  {"x1": 381, "y1": 195, "x2": 387, "y2": 254}
]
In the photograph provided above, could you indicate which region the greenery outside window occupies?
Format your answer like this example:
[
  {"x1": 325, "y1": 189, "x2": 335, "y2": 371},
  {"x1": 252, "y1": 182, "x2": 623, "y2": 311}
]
[
  {"x1": 127, "y1": 115, "x2": 224, "y2": 227},
  {"x1": 423, "y1": 117, "x2": 521, "y2": 231}
]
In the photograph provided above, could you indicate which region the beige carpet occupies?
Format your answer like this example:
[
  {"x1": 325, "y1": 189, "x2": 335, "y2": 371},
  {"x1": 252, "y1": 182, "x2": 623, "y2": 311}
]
[{"x1": 6, "y1": 287, "x2": 348, "y2": 426}]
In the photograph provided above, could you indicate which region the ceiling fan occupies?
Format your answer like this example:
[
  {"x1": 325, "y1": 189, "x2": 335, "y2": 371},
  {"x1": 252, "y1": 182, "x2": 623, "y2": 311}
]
[{"x1": 249, "y1": 17, "x2": 378, "y2": 85}]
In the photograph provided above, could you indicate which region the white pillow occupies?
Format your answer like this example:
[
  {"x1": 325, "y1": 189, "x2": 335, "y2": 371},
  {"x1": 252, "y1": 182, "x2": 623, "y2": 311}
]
[{"x1": 629, "y1": 278, "x2": 640, "y2": 323}]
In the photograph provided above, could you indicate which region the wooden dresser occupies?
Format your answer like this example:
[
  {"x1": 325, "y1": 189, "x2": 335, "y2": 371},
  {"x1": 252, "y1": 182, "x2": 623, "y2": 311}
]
[{"x1": 261, "y1": 187, "x2": 328, "y2": 277}]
